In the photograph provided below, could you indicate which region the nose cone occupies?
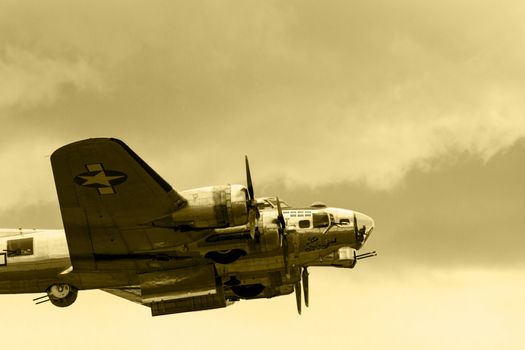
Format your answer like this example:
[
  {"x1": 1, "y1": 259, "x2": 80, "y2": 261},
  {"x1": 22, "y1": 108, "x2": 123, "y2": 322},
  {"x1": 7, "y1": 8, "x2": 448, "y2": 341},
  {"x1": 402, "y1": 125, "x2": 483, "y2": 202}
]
[{"x1": 354, "y1": 211, "x2": 375, "y2": 243}]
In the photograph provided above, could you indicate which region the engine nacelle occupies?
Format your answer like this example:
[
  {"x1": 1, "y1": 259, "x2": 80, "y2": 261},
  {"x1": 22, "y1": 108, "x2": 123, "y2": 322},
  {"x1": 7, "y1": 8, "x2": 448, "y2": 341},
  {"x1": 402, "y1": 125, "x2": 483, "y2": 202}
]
[
  {"x1": 258, "y1": 228, "x2": 280, "y2": 252},
  {"x1": 151, "y1": 184, "x2": 249, "y2": 229}
]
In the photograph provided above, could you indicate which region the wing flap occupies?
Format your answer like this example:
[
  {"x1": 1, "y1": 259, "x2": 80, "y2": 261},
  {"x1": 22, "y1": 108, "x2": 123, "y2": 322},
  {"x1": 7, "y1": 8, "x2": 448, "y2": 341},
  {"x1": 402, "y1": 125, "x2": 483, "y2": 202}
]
[{"x1": 102, "y1": 287, "x2": 144, "y2": 305}]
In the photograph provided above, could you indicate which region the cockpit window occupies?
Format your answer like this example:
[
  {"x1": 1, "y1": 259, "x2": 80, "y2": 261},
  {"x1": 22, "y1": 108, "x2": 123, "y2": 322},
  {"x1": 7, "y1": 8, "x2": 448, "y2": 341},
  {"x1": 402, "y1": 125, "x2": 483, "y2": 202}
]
[
  {"x1": 267, "y1": 199, "x2": 290, "y2": 208},
  {"x1": 340, "y1": 218, "x2": 351, "y2": 225},
  {"x1": 258, "y1": 198, "x2": 291, "y2": 209},
  {"x1": 6, "y1": 238, "x2": 33, "y2": 257},
  {"x1": 312, "y1": 212, "x2": 330, "y2": 228},
  {"x1": 257, "y1": 201, "x2": 273, "y2": 210}
]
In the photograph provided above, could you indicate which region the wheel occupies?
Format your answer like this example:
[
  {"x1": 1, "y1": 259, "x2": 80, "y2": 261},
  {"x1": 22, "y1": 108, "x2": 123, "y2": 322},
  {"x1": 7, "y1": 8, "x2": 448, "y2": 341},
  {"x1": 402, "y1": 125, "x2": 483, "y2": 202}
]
[
  {"x1": 47, "y1": 284, "x2": 78, "y2": 307},
  {"x1": 205, "y1": 249, "x2": 246, "y2": 264}
]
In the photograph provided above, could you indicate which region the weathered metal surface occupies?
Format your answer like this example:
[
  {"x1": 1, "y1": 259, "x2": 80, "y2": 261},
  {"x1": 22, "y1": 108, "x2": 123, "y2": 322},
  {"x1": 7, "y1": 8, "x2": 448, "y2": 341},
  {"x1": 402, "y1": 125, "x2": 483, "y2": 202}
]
[
  {"x1": 139, "y1": 264, "x2": 218, "y2": 303},
  {"x1": 150, "y1": 289, "x2": 227, "y2": 316},
  {"x1": 0, "y1": 138, "x2": 376, "y2": 316}
]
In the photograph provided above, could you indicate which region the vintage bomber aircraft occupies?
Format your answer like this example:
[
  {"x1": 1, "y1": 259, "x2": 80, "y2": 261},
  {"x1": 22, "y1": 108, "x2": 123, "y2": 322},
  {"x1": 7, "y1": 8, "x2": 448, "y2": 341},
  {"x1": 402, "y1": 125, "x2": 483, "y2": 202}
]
[{"x1": 0, "y1": 138, "x2": 376, "y2": 316}]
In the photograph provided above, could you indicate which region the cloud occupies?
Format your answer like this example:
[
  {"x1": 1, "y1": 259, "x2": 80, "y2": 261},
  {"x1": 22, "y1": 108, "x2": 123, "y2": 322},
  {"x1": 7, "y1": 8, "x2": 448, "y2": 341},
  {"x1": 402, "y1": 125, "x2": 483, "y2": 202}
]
[
  {"x1": 0, "y1": 266, "x2": 523, "y2": 350},
  {"x1": 262, "y1": 139, "x2": 525, "y2": 268},
  {"x1": 0, "y1": 5, "x2": 523, "y2": 347},
  {"x1": 71, "y1": 0, "x2": 524, "y2": 191},
  {"x1": 0, "y1": 0, "x2": 525, "y2": 194},
  {"x1": 0, "y1": 138, "x2": 62, "y2": 211},
  {"x1": 0, "y1": 46, "x2": 105, "y2": 111}
]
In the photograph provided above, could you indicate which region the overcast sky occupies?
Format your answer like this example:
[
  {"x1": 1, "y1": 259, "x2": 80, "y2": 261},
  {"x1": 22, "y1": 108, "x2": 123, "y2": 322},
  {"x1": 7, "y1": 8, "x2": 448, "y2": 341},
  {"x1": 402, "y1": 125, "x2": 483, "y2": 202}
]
[{"x1": 1, "y1": 1, "x2": 525, "y2": 349}]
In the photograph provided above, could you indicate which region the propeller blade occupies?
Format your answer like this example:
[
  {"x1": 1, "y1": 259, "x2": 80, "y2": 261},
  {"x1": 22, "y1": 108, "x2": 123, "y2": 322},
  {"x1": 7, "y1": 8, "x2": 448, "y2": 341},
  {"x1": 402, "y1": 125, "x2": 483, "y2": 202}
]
[
  {"x1": 248, "y1": 210, "x2": 256, "y2": 239},
  {"x1": 276, "y1": 196, "x2": 285, "y2": 231},
  {"x1": 245, "y1": 155, "x2": 254, "y2": 201},
  {"x1": 244, "y1": 156, "x2": 260, "y2": 237},
  {"x1": 302, "y1": 267, "x2": 309, "y2": 308},
  {"x1": 276, "y1": 197, "x2": 289, "y2": 273},
  {"x1": 294, "y1": 281, "x2": 302, "y2": 315}
]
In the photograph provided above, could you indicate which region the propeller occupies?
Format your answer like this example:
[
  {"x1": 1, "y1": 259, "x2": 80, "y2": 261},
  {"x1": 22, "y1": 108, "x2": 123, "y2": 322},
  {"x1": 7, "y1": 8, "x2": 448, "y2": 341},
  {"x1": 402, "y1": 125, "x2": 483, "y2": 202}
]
[
  {"x1": 294, "y1": 267, "x2": 310, "y2": 314},
  {"x1": 274, "y1": 195, "x2": 313, "y2": 315},
  {"x1": 294, "y1": 281, "x2": 302, "y2": 315},
  {"x1": 302, "y1": 267, "x2": 309, "y2": 307},
  {"x1": 275, "y1": 197, "x2": 289, "y2": 274},
  {"x1": 245, "y1": 156, "x2": 260, "y2": 239},
  {"x1": 275, "y1": 197, "x2": 311, "y2": 314}
]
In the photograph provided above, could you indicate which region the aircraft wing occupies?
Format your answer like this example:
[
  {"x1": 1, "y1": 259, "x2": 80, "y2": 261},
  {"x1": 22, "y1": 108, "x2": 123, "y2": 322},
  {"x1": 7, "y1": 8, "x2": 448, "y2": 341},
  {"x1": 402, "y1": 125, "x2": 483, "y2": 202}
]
[
  {"x1": 102, "y1": 287, "x2": 144, "y2": 305},
  {"x1": 51, "y1": 138, "x2": 189, "y2": 271}
]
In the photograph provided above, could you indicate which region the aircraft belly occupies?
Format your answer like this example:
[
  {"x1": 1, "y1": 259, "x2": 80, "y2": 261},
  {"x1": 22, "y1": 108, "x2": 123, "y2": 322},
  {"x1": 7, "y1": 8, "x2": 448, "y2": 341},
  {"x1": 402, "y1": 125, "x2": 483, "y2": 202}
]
[
  {"x1": 0, "y1": 257, "x2": 71, "y2": 293},
  {"x1": 65, "y1": 271, "x2": 140, "y2": 290},
  {"x1": 214, "y1": 247, "x2": 338, "y2": 276},
  {"x1": 216, "y1": 254, "x2": 283, "y2": 275},
  {"x1": 212, "y1": 248, "x2": 344, "y2": 301},
  {"x1": 0, "y1": 278, "x2": 62, "y2": 294}
]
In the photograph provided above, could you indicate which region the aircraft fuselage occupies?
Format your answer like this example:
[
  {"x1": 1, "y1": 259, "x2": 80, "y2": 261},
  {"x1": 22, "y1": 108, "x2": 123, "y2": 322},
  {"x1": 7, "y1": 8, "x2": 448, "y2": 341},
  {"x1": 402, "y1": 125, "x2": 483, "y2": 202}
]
[
  {"x1": 1, "y1": 138, "x2": 376, "y2": 315},
  {"x1": 0, "y1": 229, "x2": 70, "y2": 294},
  {"x1": 0, "y1": 205, "x2": 373, "y2": 296}
]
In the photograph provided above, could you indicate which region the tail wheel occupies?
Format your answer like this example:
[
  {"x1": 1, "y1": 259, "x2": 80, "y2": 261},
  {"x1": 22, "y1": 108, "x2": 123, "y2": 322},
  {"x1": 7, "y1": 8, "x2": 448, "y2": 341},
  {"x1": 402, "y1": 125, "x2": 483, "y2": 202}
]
[
  {"x1": 47, "y1": 284, "x2": 78, "y2": 307},
  {"x1": 205, "y1": 249, "x2": 246, "y2": 264}
]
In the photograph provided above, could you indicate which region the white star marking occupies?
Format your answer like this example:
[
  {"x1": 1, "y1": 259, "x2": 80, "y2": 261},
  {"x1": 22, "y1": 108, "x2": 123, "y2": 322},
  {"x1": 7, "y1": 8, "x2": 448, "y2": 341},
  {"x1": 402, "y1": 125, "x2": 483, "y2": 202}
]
[{"x1": 79, "y1": 171, "x2": 125, "y2": 187}]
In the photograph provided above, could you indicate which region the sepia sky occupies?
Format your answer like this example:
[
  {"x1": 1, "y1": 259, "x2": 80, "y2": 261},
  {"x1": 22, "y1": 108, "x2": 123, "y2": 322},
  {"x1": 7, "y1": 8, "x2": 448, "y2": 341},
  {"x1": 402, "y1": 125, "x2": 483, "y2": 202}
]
[{"x1": 1, "y1": 1, "x2": 525, "y2": 349}]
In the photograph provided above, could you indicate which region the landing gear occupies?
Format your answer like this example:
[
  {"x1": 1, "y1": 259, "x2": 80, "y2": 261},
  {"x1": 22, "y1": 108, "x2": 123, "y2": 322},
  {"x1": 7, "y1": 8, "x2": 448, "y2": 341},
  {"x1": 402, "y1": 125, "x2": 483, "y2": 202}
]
[
  {"x1": 205, "y1": 249, "x2": 246, "y2": 264},
  {"x1": 47, "y1": 284, "x2": 78, "y2": 307}
]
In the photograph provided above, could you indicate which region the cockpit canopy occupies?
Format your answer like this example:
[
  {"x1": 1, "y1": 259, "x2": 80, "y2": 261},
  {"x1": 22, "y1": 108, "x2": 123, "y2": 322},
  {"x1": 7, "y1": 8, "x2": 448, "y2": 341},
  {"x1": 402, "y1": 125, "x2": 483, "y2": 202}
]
[{"x1": 256, "y1": 197, "x2": 291, "y2": 210}]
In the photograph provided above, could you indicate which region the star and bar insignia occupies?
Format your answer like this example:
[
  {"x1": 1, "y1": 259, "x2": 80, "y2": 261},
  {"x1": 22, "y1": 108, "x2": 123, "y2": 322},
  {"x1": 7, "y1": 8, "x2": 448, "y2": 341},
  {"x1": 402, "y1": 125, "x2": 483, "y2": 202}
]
[{"x1": 74, "y1": 163, "x2": 127, "y2": 195}]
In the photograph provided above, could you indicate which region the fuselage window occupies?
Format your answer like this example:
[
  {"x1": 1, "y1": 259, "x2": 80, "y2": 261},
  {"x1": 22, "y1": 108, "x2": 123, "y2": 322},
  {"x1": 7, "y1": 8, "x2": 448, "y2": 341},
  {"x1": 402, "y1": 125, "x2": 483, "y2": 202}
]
[
  {"x1": 6, "y1": 237, "x2": 34, "y2": 257},
  {"x1": 298, "y1": 219, "x2": 311, "y2": 229},
  {"x1": 312, "y1": 212, "x2": 330, "y2": 228}
]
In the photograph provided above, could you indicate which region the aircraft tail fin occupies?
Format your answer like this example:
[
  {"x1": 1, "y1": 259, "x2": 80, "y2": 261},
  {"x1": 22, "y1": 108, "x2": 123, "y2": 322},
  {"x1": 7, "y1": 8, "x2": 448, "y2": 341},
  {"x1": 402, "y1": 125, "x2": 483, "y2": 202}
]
[{"x1": 51, "y1": 138, "x2": 187, "y2": 270}]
